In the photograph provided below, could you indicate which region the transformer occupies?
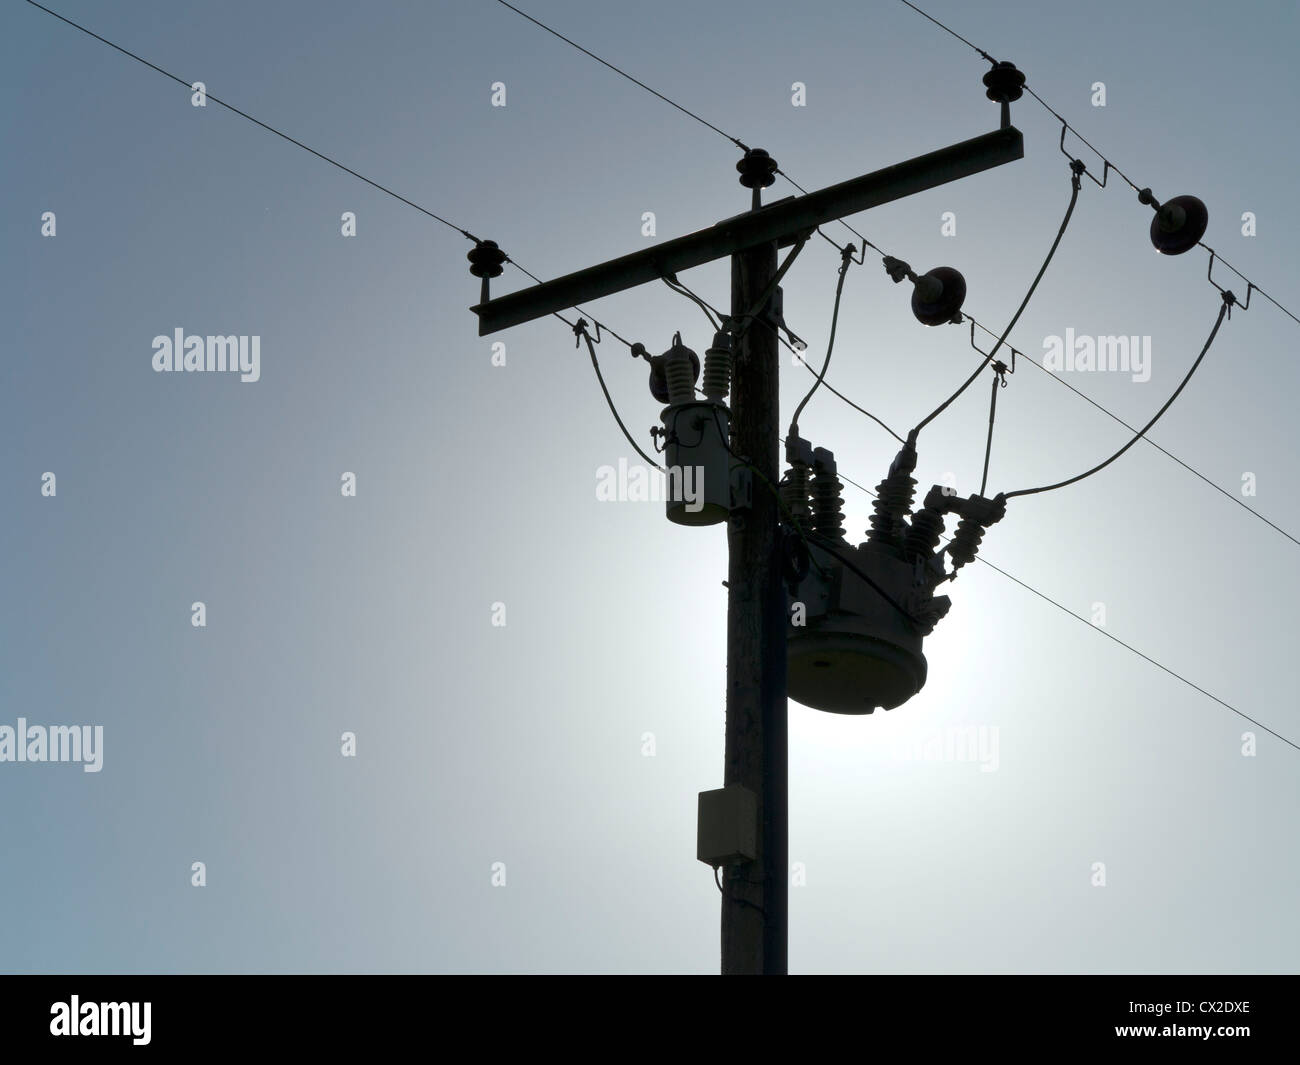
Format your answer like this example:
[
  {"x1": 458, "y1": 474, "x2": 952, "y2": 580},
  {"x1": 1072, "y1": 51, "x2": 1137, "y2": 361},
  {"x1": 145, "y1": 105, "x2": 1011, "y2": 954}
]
[
  {"x1": 782, "y1": 438, "x2": 1002, "y2": 714},
  {"x1": 787, "y1": 537, "x2": 937, "y2": 713},
  {"x1": 658, "y1": 330, "x2": 735, "y2": 527}
]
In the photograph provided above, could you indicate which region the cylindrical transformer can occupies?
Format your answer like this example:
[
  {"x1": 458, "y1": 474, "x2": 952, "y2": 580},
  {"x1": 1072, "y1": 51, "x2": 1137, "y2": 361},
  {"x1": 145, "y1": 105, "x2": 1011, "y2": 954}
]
[
  {"x1": 786, "y1": 542, "x2": 928, "y2": 712},
  {"x1": 663, "y1": 401, "x2": 731, "y2": 526}
]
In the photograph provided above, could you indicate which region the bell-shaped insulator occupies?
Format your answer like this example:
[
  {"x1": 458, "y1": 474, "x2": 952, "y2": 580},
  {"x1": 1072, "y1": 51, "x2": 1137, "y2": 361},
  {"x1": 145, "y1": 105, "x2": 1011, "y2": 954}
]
[
  {"x1": 1149, "y1": 194, "x2": 1208, "y2": 255},
  {"x1": 910, "y1": 266, "x2": 967, "y2": 326}
]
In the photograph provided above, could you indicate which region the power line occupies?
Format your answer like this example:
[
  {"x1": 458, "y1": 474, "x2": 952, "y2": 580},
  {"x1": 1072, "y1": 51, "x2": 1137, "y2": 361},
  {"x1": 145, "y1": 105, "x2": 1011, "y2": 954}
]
[
  {"x1": 909, "y1": 158, "x2": 1084, "y2": 443},
  {"x1": 894, "y1": 0, "x2": 1300, "y2": 328},
  {"x1": 21, "y1": 0, "x2": 655, "y2": 356},
  {"x1": 660, "y1": 258, "x2": 904, "y2": 442},
  {"x1": 491, "y1": 0, "x2": 886, "y2": 258},
  {"x1": 489, "y1": 0, "x2": 1300, "y2": 549},
  {"x1": 24, "y1": 0, "x2": 659, "y2": 516},
  {"x1": 649, "y1": 193, "x2": 1289, "y2": 543},
  {"x1": 833, "y1": 469, "x2": 1298, "y2": 751},
  {"x1": 574, "y1": 321, "x2": 661, "y2": 469},
  {"x1": 28, "y1": 0, "x2": 1295, "y2": 750},
  {"x1": 492, "y1": 0, "x2": 746, "y2": 150},
  {"x1": 1000, "y1": 296, "x2": 1232, "y2": 499},
  {"x1": 21, "y1": 0, "x2": 480, "y2": 243},
  {"x1": 972, "y1": 553, "x2": 1299, "y2": 753},
  {"x1": 491, "y1": 0, "x2": 1300, "y2": 547},
  {"x1": 790, "y1": 243, "x2": 856, "y2": 435},
  {"x1": 895, "y1": 0, "x2": 995, "y2": 62},
  {"x1": 964, "y1": 314, "x2": 1300, "y2": 548}
]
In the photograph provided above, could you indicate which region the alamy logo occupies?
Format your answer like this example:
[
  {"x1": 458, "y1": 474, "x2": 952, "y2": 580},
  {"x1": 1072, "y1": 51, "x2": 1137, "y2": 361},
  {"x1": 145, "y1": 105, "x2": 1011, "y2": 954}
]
[
  {"x1": 595, "y1": 459, "x2": 703, "y2": 513},
  {"x1": 152, "y1": 328, "x2": 260, "y2": 382},
  {"x1": 1042, "y1": 329, "x2": 1151, "y2": 383},
  {"x1": 50, "y1": 996, "x2": 150, "y2": 1045},
  {"x1": 891, "y1": 725, "x2": 1000, "y2": 773},
  {"x1": 0, "y1": 718, "x2": 103, "y2": 772}
]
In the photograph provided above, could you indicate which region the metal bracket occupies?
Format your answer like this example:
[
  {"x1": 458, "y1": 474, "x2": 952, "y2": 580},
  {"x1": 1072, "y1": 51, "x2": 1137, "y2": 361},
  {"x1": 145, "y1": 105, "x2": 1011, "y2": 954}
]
[
  {"x1": 1205, "y1": 247, "x2": 1254, "y2": 312},
  {"x1": 969, "y1": 317, "x2": 1018, "y2": 374},
  {"x1": 1058, "y1": 123, "x2": 1111, "y2": 188}
]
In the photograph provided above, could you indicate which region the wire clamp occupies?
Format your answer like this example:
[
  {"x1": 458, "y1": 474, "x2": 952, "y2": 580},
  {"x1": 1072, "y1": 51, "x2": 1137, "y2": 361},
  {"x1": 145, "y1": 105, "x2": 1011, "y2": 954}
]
[{"x1": 572, "y1": 317, "x2": 606, "y2": 347}]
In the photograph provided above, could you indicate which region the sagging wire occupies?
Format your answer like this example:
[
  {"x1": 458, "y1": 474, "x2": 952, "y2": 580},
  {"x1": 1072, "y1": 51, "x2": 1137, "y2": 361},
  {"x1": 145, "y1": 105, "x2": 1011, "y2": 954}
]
[
  {"x1": 894, "y1": 0, "x2": 1300, "y2": 328},
  {"x1": 1039, "y1": 106, "x2": 1295, "y2": 325},
  {"x1": 908, "y1": 157, "x2": 1086, "y2": 446},
  {"x1": 730, "y1": 237, "x2": 810, "y2": 345},
  {"x1": 978, "y1": 359, "x2": 1011, "y2": 497},
  {"x1": 663, "y1": 274, "x2": 722, "y2": 331},
  {"x1": 789, "y1": 241, "x2": 857, "y2": 437},
  {"x1": 804, "y1": 370, "x2": 906, "y2": 445},
  {"x1": 574, "y1": 319, "x2": 663, "y2": 471},
  {"x1": 660, "y1": 263, "x2": 900, "y2": 448},
  {"x1": 999, "y1": 292, "x2": 1234, "y2": 500}
]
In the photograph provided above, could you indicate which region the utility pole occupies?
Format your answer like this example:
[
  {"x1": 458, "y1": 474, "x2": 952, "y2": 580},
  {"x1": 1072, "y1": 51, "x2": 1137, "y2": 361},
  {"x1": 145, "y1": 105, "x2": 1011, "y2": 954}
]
[
  {"x1": 469, "y1": 85, "x2": 1025, "y2": 974},
  {"x1": 723, "y1": 230, "x2": 784, "y2": 974}
]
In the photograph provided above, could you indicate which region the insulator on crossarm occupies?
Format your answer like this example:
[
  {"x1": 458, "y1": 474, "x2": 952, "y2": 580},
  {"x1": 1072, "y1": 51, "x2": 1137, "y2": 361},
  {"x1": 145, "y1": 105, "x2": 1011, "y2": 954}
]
[
  {"x1": 780, "y1": 462, "x2": 812, "y2": 526},
  {"x1": 810, "y1": 448, "x2": 846, "y2": 542},
  {"x1": 701, "y1": 330, "x2": 733, "y2": 401}
]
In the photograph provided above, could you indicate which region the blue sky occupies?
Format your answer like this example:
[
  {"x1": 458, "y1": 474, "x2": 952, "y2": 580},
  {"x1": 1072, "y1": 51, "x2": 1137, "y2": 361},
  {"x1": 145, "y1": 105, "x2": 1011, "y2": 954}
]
[{"x1": 2, "y1": 0, "x2": 1297, "y2": 973}]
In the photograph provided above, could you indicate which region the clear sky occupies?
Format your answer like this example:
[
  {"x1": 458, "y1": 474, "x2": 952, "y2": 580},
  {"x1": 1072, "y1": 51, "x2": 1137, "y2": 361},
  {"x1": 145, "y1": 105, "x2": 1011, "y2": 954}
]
[{"x1": 2, "y1": 0, "x2": 1297, "y2": 973}]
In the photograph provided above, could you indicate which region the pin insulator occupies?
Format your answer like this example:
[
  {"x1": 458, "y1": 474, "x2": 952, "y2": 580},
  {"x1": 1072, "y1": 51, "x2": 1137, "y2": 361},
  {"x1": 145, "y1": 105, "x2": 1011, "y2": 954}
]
[
  {"x1": 737, "y1": 148, "x2": 778, "y2": 190},
  {"x1": 467, "y1": 239, "x2": 507, "y2": 279},
  {"x1": 982, "y1": 61, "x2": 1025, "y2": 102}
]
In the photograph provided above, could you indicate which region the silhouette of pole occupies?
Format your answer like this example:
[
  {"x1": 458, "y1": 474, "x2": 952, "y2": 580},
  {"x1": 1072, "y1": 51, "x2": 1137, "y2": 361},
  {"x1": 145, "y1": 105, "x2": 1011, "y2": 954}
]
[
  {"x1": 468, "y1": 118, "x2": 1024, "y2": 977},
  {"x1": 722, "y1": 220, "x2": 786, "y2": 974}
]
